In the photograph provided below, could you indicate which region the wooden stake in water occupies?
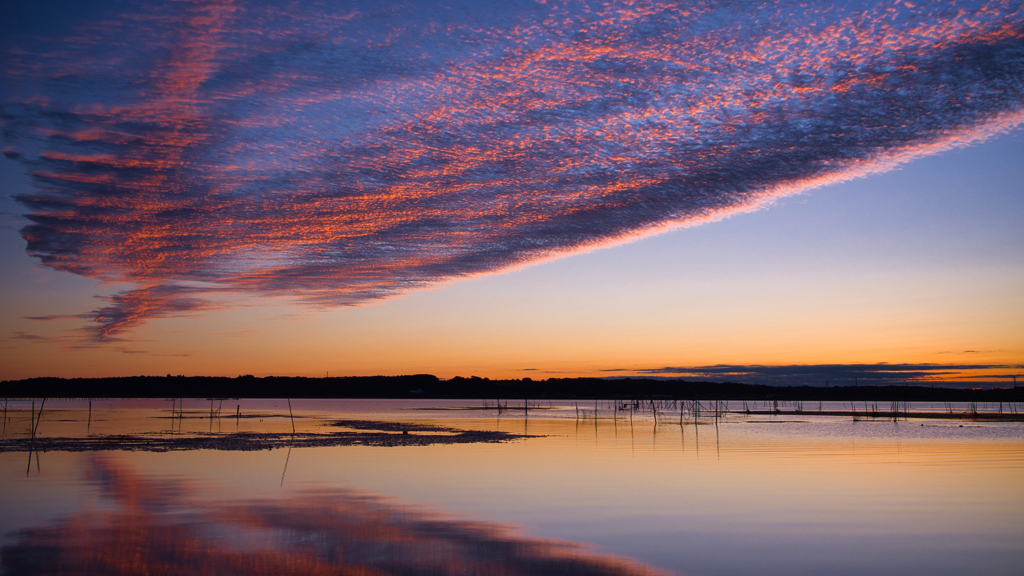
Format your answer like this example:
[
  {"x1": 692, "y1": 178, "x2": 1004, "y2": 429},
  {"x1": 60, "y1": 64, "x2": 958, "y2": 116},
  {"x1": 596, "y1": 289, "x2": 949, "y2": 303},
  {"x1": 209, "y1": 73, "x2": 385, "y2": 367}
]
[
  {"x1": 32, "y1": 398, "x2": 46, "y2": 439},
  {"x1": 287, "y1": 398, "x2": 296, "y2": 434}
]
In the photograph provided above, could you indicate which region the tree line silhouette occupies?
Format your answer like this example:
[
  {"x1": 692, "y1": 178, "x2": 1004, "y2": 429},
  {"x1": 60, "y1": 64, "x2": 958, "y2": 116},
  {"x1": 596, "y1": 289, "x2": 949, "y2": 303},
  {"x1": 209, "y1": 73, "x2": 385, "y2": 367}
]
[{"x1": 1, "y1": 374, "x2": 1021, "y2": 401}]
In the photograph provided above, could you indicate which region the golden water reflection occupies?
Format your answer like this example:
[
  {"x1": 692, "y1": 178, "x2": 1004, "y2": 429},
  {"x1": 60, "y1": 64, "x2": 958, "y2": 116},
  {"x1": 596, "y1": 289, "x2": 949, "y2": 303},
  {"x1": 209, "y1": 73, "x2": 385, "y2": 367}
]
[{"x1": 1, "y1": 456, "x2": 671, "y2": 576}]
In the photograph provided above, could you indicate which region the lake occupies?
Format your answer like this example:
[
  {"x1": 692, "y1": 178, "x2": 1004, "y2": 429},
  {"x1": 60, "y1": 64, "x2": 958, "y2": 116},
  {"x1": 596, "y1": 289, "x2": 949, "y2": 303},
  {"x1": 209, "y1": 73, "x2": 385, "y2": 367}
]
[{"x1": 1, "y1": 398, "x2": 1022, "y2": 575}]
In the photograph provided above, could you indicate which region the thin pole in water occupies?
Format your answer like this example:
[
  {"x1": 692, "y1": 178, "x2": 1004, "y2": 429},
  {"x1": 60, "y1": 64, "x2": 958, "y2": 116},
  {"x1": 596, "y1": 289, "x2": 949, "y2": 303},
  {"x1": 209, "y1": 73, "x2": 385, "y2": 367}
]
[
  {"x1": 287, "y1": 398, "x2": 296, "y2": 434},
  {"x1": 30, "y1": 400, "x2": 36, "y2": 440},
  {"x1": 32, "y1": 398, "x2": 46, "y2": 439}
]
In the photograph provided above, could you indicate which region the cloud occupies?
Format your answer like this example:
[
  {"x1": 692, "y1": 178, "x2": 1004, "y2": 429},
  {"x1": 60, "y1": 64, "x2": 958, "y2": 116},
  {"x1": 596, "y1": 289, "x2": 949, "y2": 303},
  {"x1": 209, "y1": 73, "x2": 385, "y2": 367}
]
[
  {"x1": 85, "y1": 284, "x2": 219, "y2": 339},
  {"x1": 24, "y1": 284, "x2": 217, "y2": 341},
  {"x1": 630, "y1": 363, "x2": 1022, "y2": 386},
  {"x1": 9, "y1": 331, "x2": 53, "y2": 341},
  {"x1": 3, "y1": 0, "x2": 1023, "y2": 339},
  {"x1": 112, "y1": 346, "x2": 194, "y2": 357}
]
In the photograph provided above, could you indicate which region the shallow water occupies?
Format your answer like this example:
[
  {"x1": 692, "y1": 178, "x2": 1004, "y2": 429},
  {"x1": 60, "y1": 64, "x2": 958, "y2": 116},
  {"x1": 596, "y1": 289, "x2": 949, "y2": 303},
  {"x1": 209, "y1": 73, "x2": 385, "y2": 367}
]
[{"x1": 1, "y1": 399, "x2": 1022, "y2": 575}]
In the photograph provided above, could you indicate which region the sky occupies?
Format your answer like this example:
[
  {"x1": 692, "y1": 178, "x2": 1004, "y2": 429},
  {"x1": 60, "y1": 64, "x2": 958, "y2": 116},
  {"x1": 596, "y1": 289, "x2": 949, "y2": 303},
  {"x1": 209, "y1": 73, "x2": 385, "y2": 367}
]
[{"x1": 1, "y1": 0, "x2": 1022, "y2": 385}]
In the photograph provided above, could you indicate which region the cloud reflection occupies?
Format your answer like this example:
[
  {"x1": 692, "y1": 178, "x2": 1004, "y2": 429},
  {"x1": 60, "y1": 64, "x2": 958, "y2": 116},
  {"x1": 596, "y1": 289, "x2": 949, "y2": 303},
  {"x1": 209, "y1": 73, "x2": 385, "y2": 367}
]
[
  {"x1": 3, "y1": 0, "x2": 1023, "y2": 338},
  {"x1": 1, "y1": 457, "x2": 672, "y2": 576}
]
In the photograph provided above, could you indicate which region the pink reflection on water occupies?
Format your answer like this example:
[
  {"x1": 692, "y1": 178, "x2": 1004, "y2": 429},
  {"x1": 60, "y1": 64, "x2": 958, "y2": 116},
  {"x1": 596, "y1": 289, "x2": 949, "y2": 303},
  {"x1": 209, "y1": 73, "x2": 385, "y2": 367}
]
[{"x1": 1, "y1": 455, "x2": 675, "y2": 576}]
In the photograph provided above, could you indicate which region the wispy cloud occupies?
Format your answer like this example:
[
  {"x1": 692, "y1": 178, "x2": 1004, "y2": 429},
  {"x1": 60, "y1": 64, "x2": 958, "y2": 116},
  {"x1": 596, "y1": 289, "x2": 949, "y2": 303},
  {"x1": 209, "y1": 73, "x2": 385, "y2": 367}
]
[
  {"x1": 10, "y1": 331, "x2": 54, "y2": 342},
  {"x1": 629, "y1": 363, "x2": 1023, "y2": 386},
  {"x1": 3, "y1": 0, "x2": 1023, "y2": 339},
  {"x1": 112, "y1": 346, "x2": 194, "y2": 357}
]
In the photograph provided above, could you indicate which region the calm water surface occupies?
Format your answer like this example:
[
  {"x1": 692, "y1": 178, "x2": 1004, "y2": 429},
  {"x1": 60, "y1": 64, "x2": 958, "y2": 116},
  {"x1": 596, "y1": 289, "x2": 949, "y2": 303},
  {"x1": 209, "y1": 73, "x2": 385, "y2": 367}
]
[{"x1": 1, "y1": 399, "x2": 1022, "y2": 575}]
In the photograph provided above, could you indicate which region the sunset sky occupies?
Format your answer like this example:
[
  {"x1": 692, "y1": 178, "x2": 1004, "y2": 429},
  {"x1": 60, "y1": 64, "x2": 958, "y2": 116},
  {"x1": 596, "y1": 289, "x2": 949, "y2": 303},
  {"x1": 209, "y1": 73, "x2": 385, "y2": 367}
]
[{"x1": 1, "y1": 0, "x2": 1022, "y2": 385}]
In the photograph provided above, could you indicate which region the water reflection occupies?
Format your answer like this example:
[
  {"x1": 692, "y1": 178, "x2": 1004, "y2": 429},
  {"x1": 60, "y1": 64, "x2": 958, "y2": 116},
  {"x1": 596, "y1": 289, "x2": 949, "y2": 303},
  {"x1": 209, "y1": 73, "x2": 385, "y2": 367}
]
[{"x1": 2, "y1": 456, "x2": 671, "y2": 576}]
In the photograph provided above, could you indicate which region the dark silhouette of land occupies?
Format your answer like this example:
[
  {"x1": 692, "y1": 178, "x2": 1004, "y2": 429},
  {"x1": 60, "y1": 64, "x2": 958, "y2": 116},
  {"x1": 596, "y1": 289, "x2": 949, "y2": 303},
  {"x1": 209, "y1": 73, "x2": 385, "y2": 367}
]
[{"x1": 1, "y1": 374, "x2": 1021, "y2": 402}]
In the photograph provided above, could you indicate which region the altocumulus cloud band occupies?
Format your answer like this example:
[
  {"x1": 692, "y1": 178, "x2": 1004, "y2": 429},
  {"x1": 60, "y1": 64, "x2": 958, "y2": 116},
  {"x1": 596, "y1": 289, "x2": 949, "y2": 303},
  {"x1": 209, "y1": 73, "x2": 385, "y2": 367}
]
[{"x1": 3, "y1": 0, "x2": 1023, "y2": 339}]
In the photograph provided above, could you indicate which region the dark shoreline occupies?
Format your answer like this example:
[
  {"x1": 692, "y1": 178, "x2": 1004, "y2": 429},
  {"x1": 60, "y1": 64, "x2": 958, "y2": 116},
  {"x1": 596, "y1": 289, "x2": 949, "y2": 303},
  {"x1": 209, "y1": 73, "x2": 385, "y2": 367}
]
[{"x1": 2, "y1": 375, "x2": 1022, "y2": 402}]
